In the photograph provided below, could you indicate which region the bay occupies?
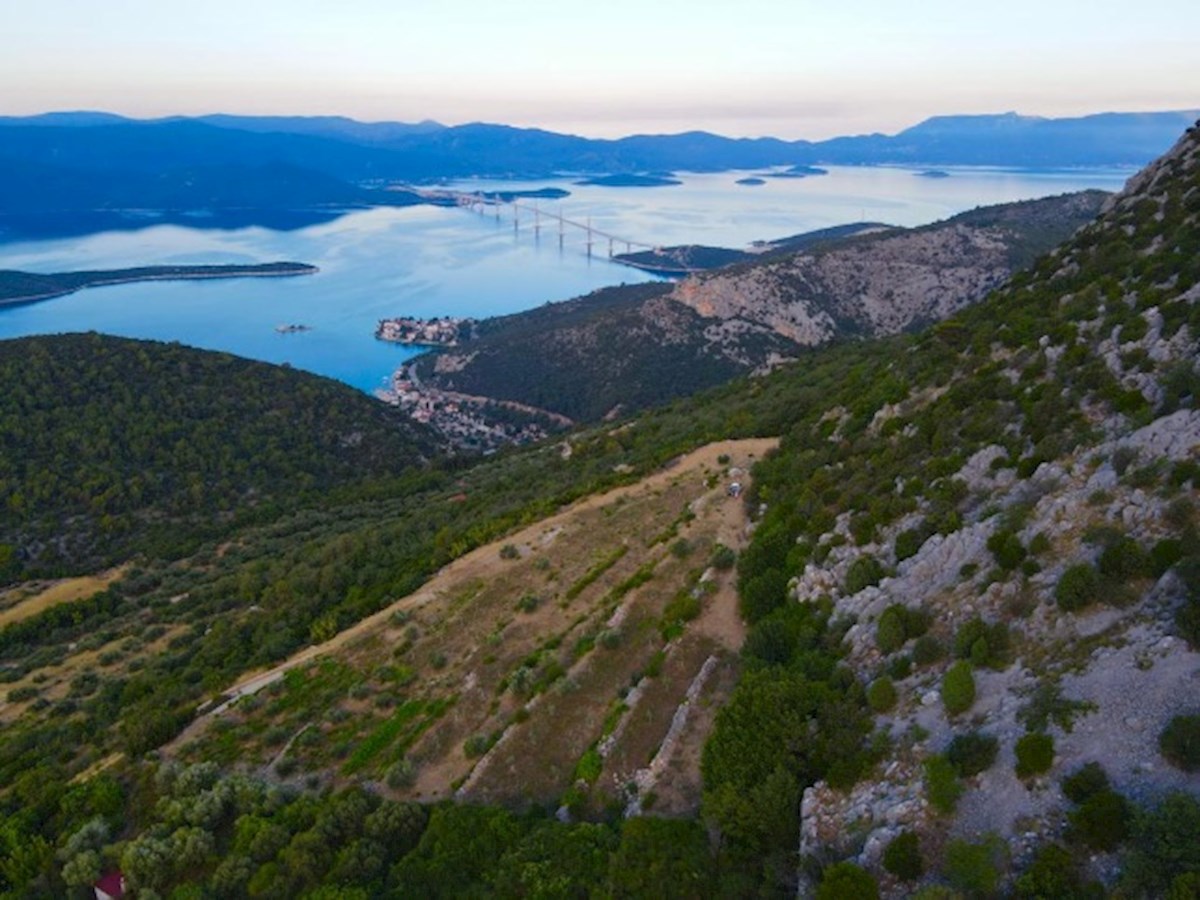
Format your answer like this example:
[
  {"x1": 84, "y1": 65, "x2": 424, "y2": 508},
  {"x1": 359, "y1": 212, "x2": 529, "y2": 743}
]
[{"x1": 0, "y1": 165, "x2": 1131, "y2": 392}]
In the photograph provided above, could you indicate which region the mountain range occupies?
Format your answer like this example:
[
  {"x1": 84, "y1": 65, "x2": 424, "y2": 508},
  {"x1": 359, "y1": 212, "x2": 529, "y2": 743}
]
[{"x1": 0, "y1": 110, "x2": 1194, "y2": 236}]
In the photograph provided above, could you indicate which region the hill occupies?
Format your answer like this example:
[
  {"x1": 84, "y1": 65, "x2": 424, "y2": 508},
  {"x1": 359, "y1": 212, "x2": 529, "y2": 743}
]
[
  {"x1": 0, "y1": 333, "x2": 437, "y2": 578},
  {"x1": 403, "y1": 191, "x2": 1108, "y2": 427},
  {"x1": 0, "y1": 122, "x2": 1197, "y2": 897}
]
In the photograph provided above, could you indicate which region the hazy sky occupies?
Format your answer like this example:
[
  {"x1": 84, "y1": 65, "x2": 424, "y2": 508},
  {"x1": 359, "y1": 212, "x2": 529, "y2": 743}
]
[{"x1": 4, "y1": 0, "x2": 1197, "y2": 139}]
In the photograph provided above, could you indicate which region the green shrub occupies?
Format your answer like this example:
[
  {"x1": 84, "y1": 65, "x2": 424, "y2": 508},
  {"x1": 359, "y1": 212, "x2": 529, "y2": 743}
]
[
  {"x1": 516, "y1": 593, "x2": 540, "y2": 613},
  {"x1": 1014, "y1": 732, "x2": 1055, "y2": 778},
  {"x1": 1028, "y1": 532, "x2": 1052, "y2": 556},
  {"x1": 1069, "y1": 788, "x2": 1131, "y2": 850},
  {"x1": 1061, "y1": 761, "x2": 1110, "y2": 804},
  {"x1": 886, "y1": 655, "x2": 913, "y2": 681},
  {"x1": 846, "y1": 555, "x2": 885, "y2": 594},
  {"x1": 386, "y1": 758, "x2": 417, "y2": 789},
  {"x1": 867, "y1": 677, "x2": 897, "y2": 713},
  {"x1": 463, "y1": 734, "x2": 490, "y2": 758},
  {"x1": 710, "y1": 544, "x2": 737, "y2": 570},
  {"x1": 944, "y1": 834, "x2": 1007, "y2": 897},
  {"x1": 1159, "y1": 714, "x2": 1200, "y2": 772},
  {"x1": 987, "y1": 529, "x2": 1028, "y2": 571},
  {"x1": 912, "y1": 635, "x2": 944, "y2": 666},
  {"x1": 1150, "y1": 538, "x2": 1184, "y2": 577},
  {"x1": 924, "y1": 754, "x2": 962, "y2": 814},
  {"x1": 876, "y1": 607, "x2": 907, "y2": 655},
  {"x1": 1056, "y1": 563, "x2": 1100, "y2": 611},
  {"x1": 946, "y1": 730, "x2": 999, "y2": 777},
  {"x1": 1014, "y1": 843, "x2": 1087, "y2": 899},
  {"x1": 816, "y1": 861, "x2": 879, "y2": 900},
  {"x1": 670, "y1": 538, "x2": 693, "y2": 559},
  {"x1": 1098, "y1": 536, "x2": 1150, "y2": 580},
  {"x1": 882, "y1": 831, "x2": 923, "y2": 881},
  {"x1": 941, "y1": 661, "x2": 976, "y2": 716},
  {"x1": 894, "y1": 528, "x2": 925, "y2": 562},
  {"x1": 1122, "y1": 792, "x2": 1200, "y2": 895},
  {"x1": 876, "y1": 603, "x2": 928, "y2": 655},
  {"x1": 499, "y1": 544, "x2": 520, "y2": 560},
  {"x1": 953, "y1": 616, "x2": 1012, "y2": 669}
]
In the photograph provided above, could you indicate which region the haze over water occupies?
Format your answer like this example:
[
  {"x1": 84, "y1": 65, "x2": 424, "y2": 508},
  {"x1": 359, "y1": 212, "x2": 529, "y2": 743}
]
[{"x1": 0, "y1": 165, "x2": 1131, "y2": 392}]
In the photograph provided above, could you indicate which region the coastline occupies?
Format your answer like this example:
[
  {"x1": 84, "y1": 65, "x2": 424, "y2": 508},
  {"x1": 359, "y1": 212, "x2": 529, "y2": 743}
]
[{"x1": 0, "y1": 263, "x2": 318, "y2": 308}]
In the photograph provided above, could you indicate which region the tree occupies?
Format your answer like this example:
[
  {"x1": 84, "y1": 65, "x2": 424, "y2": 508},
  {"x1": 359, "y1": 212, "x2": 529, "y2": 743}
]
[
  {"x1": 1056, "y1": 564, "x2": 1100, "y2": 611},
  {"x1": 1015, "y1": 732, "x2": 1055, "y2": 778},
  {"x1": 944, "y1": 834, "x2": 1007, "y2": 896},
  {"x1": 1069, "y1": 789, "x2": 1131, "y2": 851},
  {"x1": 867, "y1": 677, "x2": 897, "y2": 713},
  {"x1": 493, "y1": 822, "x2": 617, "y2": 899},
  {"x1": 1159, "y1": 714, "x2": 1200, "y2": 772},
  {"x1": 1014, "y1": 843, "x2": 1088, "y2": 899},
  {"x1": 924, "y1": 755, "x2": 962, "y2": 814},
  {"x1": 946, "y1": 730, "x2": 999, "y2": 776},
  {"x1": 883, "y1": 831, "x2": 923, "y2": 881},
  {"x1": 607, "y1": 817, "x2": 713, "y2": 899},
  {"x1": 1122, "y1": 792, "x2": 1200, "y2": 896},
  {"x1": 941, "y1": 661, "x2": 976, "y2": 715}
]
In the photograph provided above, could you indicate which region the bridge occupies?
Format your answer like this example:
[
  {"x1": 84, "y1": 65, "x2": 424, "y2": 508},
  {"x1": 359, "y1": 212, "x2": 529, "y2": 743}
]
[{"x1": 402, "y1": 186, "x2": 665, "y2": 262}]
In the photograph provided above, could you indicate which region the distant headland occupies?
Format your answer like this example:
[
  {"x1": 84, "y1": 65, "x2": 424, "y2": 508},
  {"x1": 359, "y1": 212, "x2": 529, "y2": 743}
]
[
  {"x1": 574, "y1": 174, "x2": 683, "y2": 188},
  {"x1": 0, "y1": 262, "x2": 318, "y2": 307}
]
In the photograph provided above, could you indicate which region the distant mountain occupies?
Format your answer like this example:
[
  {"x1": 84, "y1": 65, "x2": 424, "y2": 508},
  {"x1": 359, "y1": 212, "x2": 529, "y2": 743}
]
[
  {"x1": 815, "y1": 111, "x2": 1200, "y2": 167},
  {"x1": 0, "y1": 110, "x2": 1195, "y2": 192},
  {"x1": 189, "y1": 114, "x2": 446, "y2": 145}
]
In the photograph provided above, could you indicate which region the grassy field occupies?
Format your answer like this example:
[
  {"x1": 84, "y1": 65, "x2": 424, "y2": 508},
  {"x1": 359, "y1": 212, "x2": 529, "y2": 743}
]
[{"x1": 0, "y1": 566, "x2": 127, "y2": 628}]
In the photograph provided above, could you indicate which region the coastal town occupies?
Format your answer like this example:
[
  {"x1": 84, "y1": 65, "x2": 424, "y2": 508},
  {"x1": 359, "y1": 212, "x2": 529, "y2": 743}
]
[
  {"x1": 374, "y1": 315, "x2": 475, "y2": 346},
  {"x1": 377, "y1": 360, "x2": 570, "y2": 452}
]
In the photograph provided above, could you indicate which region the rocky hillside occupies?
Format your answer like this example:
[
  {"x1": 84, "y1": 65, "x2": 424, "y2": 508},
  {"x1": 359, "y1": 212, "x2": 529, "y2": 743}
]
[
  {"x1": 674, "y1": 191, "x2": 1107, "y2": 343},
  {"x1": 404, "y1": 191, "x2": 1107, "y2": 428},
  {"x1": 726, "y1": 121, "x2": 1200, "y2": 895}
]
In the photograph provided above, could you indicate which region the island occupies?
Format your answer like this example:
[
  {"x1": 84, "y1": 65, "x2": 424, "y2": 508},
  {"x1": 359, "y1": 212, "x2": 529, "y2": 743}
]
[
  {"x1": 765, "y1": 164, "x2": 829, "y2": 179},
  {"x1": 475, "y1": 187, "x2": 571, "y2": 202},
  {"x1": 735, "y1": 177, "x2": 767, "y2": 186},
  {"x1": 0, "y1": 262, "x2": 318, "y2": 307},
  {"x1": 573, "y1": 173, "x2": 683, "y2": 188},
  {"x1": 375, "y1": 316, "x2": 476, "y2": 346},
  {"x1": 916, "y1": 169, "x2": 952, "y2": 178}
]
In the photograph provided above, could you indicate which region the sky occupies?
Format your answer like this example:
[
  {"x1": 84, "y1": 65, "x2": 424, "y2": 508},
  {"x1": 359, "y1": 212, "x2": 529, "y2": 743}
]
[{"x1": 3, "y1": 0, "x2": 1198, "y2": 139}]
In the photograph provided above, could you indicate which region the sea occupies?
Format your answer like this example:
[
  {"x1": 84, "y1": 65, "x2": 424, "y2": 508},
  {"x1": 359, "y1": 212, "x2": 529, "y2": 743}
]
[{"x1": 0, "y1": 165, "x2": 1132, "y2": 394}]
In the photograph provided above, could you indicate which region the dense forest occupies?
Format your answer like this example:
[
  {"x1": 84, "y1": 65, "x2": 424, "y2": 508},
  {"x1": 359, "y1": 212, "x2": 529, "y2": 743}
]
[
  {"x1": 0, "y1": 334, "x2": 436, "y2": 577},
  {"x1": 1, "y1": 125, "x2": 1199, "y2": 896}
]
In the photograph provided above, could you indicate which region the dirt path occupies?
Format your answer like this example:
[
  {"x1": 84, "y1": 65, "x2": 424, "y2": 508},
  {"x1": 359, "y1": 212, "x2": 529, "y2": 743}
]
[{"x1": 166, "y1": 437, "x2": 777, "y2": 754}]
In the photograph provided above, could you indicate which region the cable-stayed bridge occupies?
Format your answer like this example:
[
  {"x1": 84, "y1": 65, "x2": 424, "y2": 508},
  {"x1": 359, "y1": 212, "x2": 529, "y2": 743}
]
[{"x1": 403, "y1": 186, "x2": 661, "y2": 260}]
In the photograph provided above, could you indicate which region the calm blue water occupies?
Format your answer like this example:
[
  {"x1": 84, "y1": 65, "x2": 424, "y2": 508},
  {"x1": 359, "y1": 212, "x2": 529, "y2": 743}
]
[{"x1": 0, "y1": 165, "x2": 1132, "y2": 392}]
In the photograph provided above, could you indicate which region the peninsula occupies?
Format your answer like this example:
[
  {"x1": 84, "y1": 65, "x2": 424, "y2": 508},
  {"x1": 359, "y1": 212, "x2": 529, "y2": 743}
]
[{"x1": 0, "y1": 262, "x2": 318, "y2": 307}]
